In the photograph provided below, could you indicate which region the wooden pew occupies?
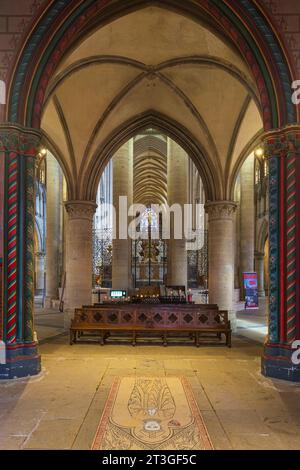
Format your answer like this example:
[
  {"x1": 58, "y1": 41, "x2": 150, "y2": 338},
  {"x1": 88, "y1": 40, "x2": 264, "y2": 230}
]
[{"x1": 70, "y1": 304, "x2": 231, "y2": 347}]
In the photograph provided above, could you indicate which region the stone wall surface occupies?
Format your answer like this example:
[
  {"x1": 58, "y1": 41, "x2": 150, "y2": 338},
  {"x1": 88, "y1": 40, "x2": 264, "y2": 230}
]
[
  {"x1": 0, "y1": 0, "x2": 47, "y2": 121},
  {"x1": 0, "y1": 1, "x2": 47, "y2": 82},
  {"x1": 260, "y1": 0, "x2": 300, "y2": 76}
]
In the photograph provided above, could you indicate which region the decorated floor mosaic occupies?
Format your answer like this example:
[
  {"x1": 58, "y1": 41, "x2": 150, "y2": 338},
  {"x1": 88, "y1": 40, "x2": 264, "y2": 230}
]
[{"x1": 92, "y1": 376, "x2": 213, "y2": 450}]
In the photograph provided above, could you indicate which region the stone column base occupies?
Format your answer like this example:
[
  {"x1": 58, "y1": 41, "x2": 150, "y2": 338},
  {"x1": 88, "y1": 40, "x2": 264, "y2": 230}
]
[
  {"x1": 258, "y1": 291, "x2": 266, "y2": 298},
  {"x1": 262, "y1": 343, "x2": 300, "y2": 382},
  {"x1": 44, "y1": 297, "x2": 60, "y2": 309},
  {"x1": 0, "y1": 343, "x2": 41, "y2": 380},
  {"x1": 44, "y1": 297, "x2": 53, "y2": 308},
  {"x1": 233, "y1": 289, "x2": 240, "y2": 302},
  {"x1": 228, "y1": 310, "x2": 237, "y2": 334},
  {"x1": 64, "y1": 308, "x2": 75, "y2": 331}
]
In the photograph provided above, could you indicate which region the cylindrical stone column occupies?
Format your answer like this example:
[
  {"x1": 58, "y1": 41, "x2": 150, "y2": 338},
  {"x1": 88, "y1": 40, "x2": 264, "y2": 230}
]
[
  {"x1": 255, "y1": 251, "x2": 265, "y2": 297},
  {"x1": 167, "y1": 139, "x2": 188, "y2": 289},
  {"x1": 64, "y1": 201, "x2": 97, "y2": 313},
  {"x1": 112, "y1": 141, "x2": 133, "y2": 291},
  {"x1": 45, "y1": 153, "x2": 62, "y2": 304},
  {"x1": 0, "y1": 124, "x2": 41, "y2": 379},
  {"x1": 23, "y1": 153, "x2": 37, "y2": 342},
  {"x1": 205, "y1": 201, "x2": 237, "y2": 313},
  {"x1": 35, "y1": 252, "x2": 45, "y2": 293},
  {"x1": 240, "y1": 154, "x2": 255, "y2": 277},
  {"x1": 262, "y1": 129, "x2": 300, "y2": 381}
]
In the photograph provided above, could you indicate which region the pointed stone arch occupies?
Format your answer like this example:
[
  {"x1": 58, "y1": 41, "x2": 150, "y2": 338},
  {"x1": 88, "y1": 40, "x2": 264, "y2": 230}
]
[{"x1": 82, "y1": 110, "x2": 221, "y2": 202}]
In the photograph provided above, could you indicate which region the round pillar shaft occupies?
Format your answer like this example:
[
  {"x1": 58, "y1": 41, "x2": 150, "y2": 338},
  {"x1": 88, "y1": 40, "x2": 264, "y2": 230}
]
[
  {"x1": 255, "y1": 252, "x2": 265, "y2": 297},
  {"x1": 35, "y1": 253, "x2": 45, "y2": 292},
  {"x1": 262, "y1": 130, "x2": 300, "y2": 381},
  {"x1": 167, "y1": 138, "x2": 187, "y2": 289},
  {"x1": 240, "y1": 154, "x2": 255, "y2": 276},
  {"x1": 0, "y1": 124, "x2": 41, "y2": 379},
  {"x1": 205, "y1": 201, "x2": 237, "y2": 312},
  {"x1": 64, "y1": 201, "x2": 97, "y2": 310},
  {"x1": 112, "y1": 141, "x2": 133, "y2": 291},
  {"x1": 45, "y1": 153, "x2": 61, "y2": 302}
]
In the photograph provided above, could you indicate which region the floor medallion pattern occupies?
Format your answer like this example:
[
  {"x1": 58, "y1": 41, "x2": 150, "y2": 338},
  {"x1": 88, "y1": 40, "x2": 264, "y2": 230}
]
[{"x1": 91, "y1": 376, "x2": 213, "y2": 450}]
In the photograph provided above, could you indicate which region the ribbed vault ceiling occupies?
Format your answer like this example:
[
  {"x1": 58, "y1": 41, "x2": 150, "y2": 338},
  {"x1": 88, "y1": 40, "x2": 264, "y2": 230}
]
[
  {"x1": 41, "y1": 5, "x2": 263, "y2": 201},
  {"x1": 133, "y1": 131, "x2": 167, "y2": 206}
]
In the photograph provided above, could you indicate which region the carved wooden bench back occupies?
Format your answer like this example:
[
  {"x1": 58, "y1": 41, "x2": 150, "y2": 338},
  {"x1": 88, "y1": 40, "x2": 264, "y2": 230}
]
[{"x1": 73, "y1": 305, "x2": 229, "y2": 329}]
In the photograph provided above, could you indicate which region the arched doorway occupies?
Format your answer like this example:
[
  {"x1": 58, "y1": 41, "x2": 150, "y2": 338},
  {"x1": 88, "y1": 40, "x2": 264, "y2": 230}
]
[{"x1": 92, "y1": 131, "x2": 207, "y2": 291}]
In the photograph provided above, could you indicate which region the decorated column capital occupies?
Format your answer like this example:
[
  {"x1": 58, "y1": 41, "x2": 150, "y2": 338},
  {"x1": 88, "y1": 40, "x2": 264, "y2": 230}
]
[
  {"x1": 262, "y1": 124, "x2": 300, "y2": 381},
  {"x1": 0, "y1": 123, "x2": 42, "y2": 156},
  {"x1": 0, "y1": 123, "x2": 41, "y2": 377},
  {"x1": 64, "y1": 200, "x2": 97, "y2": 221},
  {"x1": 263, "y1": 125, "x2": 300, "y2": 157},
  {"x1": 205, "y1": 200, "x2": 237, "y2": 221}
]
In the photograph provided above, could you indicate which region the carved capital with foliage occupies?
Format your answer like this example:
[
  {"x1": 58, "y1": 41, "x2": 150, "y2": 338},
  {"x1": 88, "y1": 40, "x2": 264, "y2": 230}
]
[
  {"x1": 264, "y1": 125, "x2": 300, "y2": 158},
  {"x1": 204, "y1": 201, "x2": 237, "y2": 220},
  {"x1": 0, "y1": 123, "x2": 41, "y2": 156},
  {"x1": 64, "y1": 200, "x2": 97, "y2": 221}
]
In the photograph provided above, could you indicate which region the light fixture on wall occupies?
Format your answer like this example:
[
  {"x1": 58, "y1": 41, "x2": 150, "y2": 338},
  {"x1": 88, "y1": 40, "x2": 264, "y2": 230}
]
[
  {"x1": 254, "y1": 146, "x2": 264, "y2": 158},
  {"x1": 37, "y1": 148, "x2": 47, "y2": 158},
  {"x1": 255, "y1": 145, "x2": 269, "y2": 177}
]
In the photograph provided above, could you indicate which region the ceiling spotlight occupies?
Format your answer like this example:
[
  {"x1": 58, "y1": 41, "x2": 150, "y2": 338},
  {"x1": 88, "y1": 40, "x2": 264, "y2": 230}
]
[{"x1": 255, "y1": 147, "x2": 264, "y2": 157}]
